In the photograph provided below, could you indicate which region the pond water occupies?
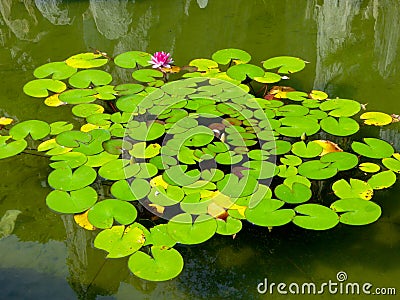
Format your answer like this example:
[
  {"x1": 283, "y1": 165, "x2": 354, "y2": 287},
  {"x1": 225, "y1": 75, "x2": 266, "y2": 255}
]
[{"x1": 0, "y1": 0, "x2": 399, "y2": 299}]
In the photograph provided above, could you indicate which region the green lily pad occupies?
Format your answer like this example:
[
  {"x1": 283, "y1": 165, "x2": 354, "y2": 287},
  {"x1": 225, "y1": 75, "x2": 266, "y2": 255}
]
[
  {"x1": 319, "y1": 99, "x2": 360, "y2": 117},
  {"x1": 98, "y1": 159, "x2": 140, "y2": 180},
  {"x1": 88, "y1": 199, "x2": 137, "y2": 229},
  {"x1": 115, "y1": 83, "x2": 145, "y2": 95},
  {"x1": 34, "y1": 61, "x2": 77, "y2": 80},
  {"x1": 147, "y1": 224, "x2": 177, "y2": 247},
  {"x1": 331, "y1": 198, "x2": 381, "y2": 225},
  {"x1": 298, "y1": 160, "x2": 337, "y2": 180},
  {"x1": 56, "y1": 130, "x2": 92, "y2": 147},
  {"x1": 129, "y1": 142, "x2": 161, "y2": 159},
  {"x1": 277, "y1": 165, "x2": 298, "y2": 178},
  {"x1": 215, "y1": 151, "x2": 243, "y2": 165},
  {"x1": 277, "y1": 105, "x2": 309, "y2": 117},
  {"x1": 127, "y1": 122, "x2": 165, "y2": 141},
  {"x1": 216, "y1": 217, "x2": 242, "y2": 235},
  {"x1": 227, "y1": 64, "x2": 264, "y2": 81},
  {"x1": 167, "y1": 213, "x2": 217, "y2": 245},
  {"x1": 49, "y1": 121, "x2": 74, "y2": 135},
  {"x1": 94, "y1": 225, "x2": 145, "y2": 258},
  {"x1": 46, "y1": 186, "x2": 97, "y2": 213},
  {"x1": 72, "y1": 103, "x2": 104, "y2": 118},
  {"x1": 48, "y1": 165, "x2": 96, "y2": 191},
  {"x1": 382, "y1": 155, "x2": 400, "y2": 173},
  {"x1": 332, "y1": 179, "x2": 373, "y2": 200},
  {"x1": 69, "y1": 70, "x2": 112, "y2": 88},
  {"x1": 351, "y1": 138, "x2": 394, "y2": 159},
  {"x1": 49, "y1": 152, "x2": 87, "y2": 169},
  {"x1": 103, "y1": 139, "x2": 131, "y2": 155},
  {"x1": 280, "y1": 155, "x2": 302, "y2": 166},
  {"x1": 309, "y1": 90, "x2": 328, "y2": 100},
  {"x1": 217, "y1": 174, "x2": 259, "y2": 197},
  {"x1": 0, "y1": 136, "x2": 27, "y2": 159},
  {"x1": 262, "y1": 140, "x2": 292, "y2": 155},
  {"x1": 9, "y1": 120, "x2": 50, "y2": 140},
  {"x1": 262, "y1": 56, "x2": 306, "y2": 74},
  {"x1": 163, "y1": 165, "x2": 201, "y2": 186},
  {"x1": 114, "y1": 51, "x2": 151, "y2": 68},
  {"x1": 293, "y1": 204, "x2": 339, "y2": 230},
  {"x1": 275, "y1": 116, "x2": 320, "y2": 137},
  {"x1": 274, "y1": 183, "x2": 312, "y2": 204},
  {"x1": 286, "y1": 91, "x2": 308, "y2": 101},
  {"x1": 23, "y1": 79, "x2": 66, "y2": 97},
  {"x1": 65, "y1": 52, "x2": 108, "y2": 69},
  {"x1": 367, "y1": 170, "x2": 396, "y2": 190},
  {"x1": 189, "y1": 58, "x2": 219, "y2": 71},
  {"x1": 283, "y1": 175, "x2": 311, "y2": 188},
  {"x1": 360, "y1": 112, "x2": 392, "y2": 126},
  {"x1": 245, "y1": 198, "x2": 295, "y2": 227},
  {"x1": 148, "y1": 185, "x2": 184, "y2": 206},
  {"x1": 212, "y1": 48, "x2": 251, "y2": 65},
  {"x1": 320, "y1": 152, "x2": 358, "y2": 171},
  {"x1": 59, "y1": 89, "x2": 97, "y2": 104},
  {"x1": 112, "y1": 178, "x2": 151, "y2": 201},
  {"x1": 132, "y1": 69, "x2": 164, "y2": 83},
  {"x1": 128, "y1": 246, "x2": 183, "y2": 281},
  {"x1": 85, "y1": 151, "x2": 118, "y2": 167},
  {"x1": 320, "y1": 117, "x2": 360, "y2": 136},
  {"x1": 359, "y1": 162, "x2": 381, "y2": 173},
  {"x1": 291, "y1": 141, "x2": 322, "y2": 158}
]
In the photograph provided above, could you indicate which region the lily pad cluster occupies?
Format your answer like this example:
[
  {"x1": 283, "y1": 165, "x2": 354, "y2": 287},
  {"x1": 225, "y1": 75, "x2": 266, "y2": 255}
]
[{"x1": 0, "y1": 49, "x2": 398, "y2": 281}]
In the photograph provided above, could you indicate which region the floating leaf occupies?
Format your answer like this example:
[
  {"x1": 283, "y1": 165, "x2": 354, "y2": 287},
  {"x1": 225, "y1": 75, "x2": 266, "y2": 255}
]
[
  {"x1": 275, "y1": 116, "x2": 320, "y2": 137},
  {"x1": 382, "y1": 155, "x2": 400, "y2": 173},
  {"x1": 72, "y1": 103, "x2": 104, "y2": 118},
  {"x1": 50, "y1": 121, "x2": 73, "y2": 135},
  {"x1": 49, "y1": 152, "x2": 87, "y2": 169},
  {"x1": 331, "y1": 198, "x2": 381, "y2": 225},
  {"x1": 286, "y1": 91, "x2": 308, "y2": 101},
  {"x1": 111, "y1": 178, "x2": 150, "y2": 201},
  {"x1": 167, "y1": 213, "x2": 217, "y2": 245},
  {"x1": 23, "y1": 79, "x2": 66, "y2": 98},
  {"x1": 320, "y1": 117, "x2": 360, "y2": 136},
  {"x1": 216, "y1": 217, "x2": 242, "y2": 235},
  {"x1": 245, "y1": 198, "x2": 295, "y2": 227},
  {"x1": 332, "y1": 179, "x2": 373, "y2": 200},
  {"x1": 274, "y1": 183, "x2": 312, "y2": 204},
  {"x1": 320, "y1": 152, "x2": 358, "y2": 171},
  {"x1": 127, "y1": 122, "x2": 165, "y2": 141},
  {"x1": 293, "y1": 204, "x2": 339, "y2": 230},
  {"x1": 359, "y1": 162, "x2": 380, "y2": 173},
  {"x1": 0, "y1": 136, "x2": 27, "y2": 159},
  {"x1": 9, "y1": 120, "x2": 50, "y2": 140},
  {"x1": 147, "y1": 224, "x2": 177, "y2": 247},
  {"x1": 94, "y1": 225, "x2": 145, "y2": 258},
  {"x1": 351, "y1": 138, "x2": 394, "y2": 159},
  {"x1": 114, "y1": 51, "x2": 151, "y2": 68},
  {"x1": 88, "y1": 199, "x2": 137, "y2": 229},
  {"x1": 298, "y1": 160, "x2": 337, "y2": 180},
  {"x1": 130, "y1": 142, "x2": 161, "y2": 159},
  {"x1": 262, "y1": 56, "x2": 306, "y2": 74},
  {"x1": 132, "y1": 69, "x2": 164, "y2": 83},
  {"x1": 309, "y1": 90, "x2": 328, "y2": 100},
  {"x1": 56, "y1": 130, "x2": 92, "y2": 147},
  {"x1": 312, "y1": 140, "x2": 343, "y2": 156},
  {"x1": 74, "y1": 210, "x2": 96, "y2": 230},
  {"x1": 291, "y1": 141, "x2": 322, "y2": 158},
  {"x1": 217, "y1": 174, "x2": 259, "y2": 197},
  {"x1": 283, "y1": 175, "x2": 311, "y2": 188},
  {"x1": 227, "y1": 64, "x2": 264, "y2": 81},
  {"x1": 48, "y1": 165, "x2": 97, "y2": 191},
  {"x1": 34, "y1": 61, "x2": 77, "y2": 80},
  {"x1": 319, "y1": 99, "x2": 360, "y2": 117},
  {"x1": 262, "y1": 140, "x2": 292, "y2": 155},
  {"x1": 69, "y1": 70, "x2": 112, "y2": 88},
  {"x1": 128, "y1": 246, "x2": 183, "y2": 281},
  {"x1": 0, "y1": 117, "x2": 13, "y2": 125},
  {"x1": 360, "y1": 112, "x2": 392, "y2": 126},
  {"x1": 367, "y1": 170, "x2": 396, "y2": 189},
  {"x1": 98, "y1": 159, "x2": 140, "y2": 180},
  {"x1": 212, "y1": 48, "x2": 251, "y2": 65},
  {"x1": 44, "y1": 94, "x2": 66, "y2": 107},
  {"x1": 65, "y1": 52, "x2": 108, "y2": 69},
  {"x1": 59, "y1": 89, "x2": 97, "y2": 104},
  {"x1": 189, "y1": 58, "x2": 218, "y2": 71},
  {"x1": 46, "y1": 186, "x2": 97, "y2": 214}
]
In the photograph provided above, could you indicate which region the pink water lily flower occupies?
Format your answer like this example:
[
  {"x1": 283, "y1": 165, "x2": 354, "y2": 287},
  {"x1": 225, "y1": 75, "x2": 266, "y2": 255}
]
[{"x1": 149, "y1": 51, "x2": 174, "y2": 69}]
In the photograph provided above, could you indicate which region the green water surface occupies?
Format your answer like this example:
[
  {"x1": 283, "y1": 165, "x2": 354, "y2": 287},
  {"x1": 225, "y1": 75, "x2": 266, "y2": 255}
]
[{"x1": 0, "y1": 1, "x2": 399, "y2": 299}]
